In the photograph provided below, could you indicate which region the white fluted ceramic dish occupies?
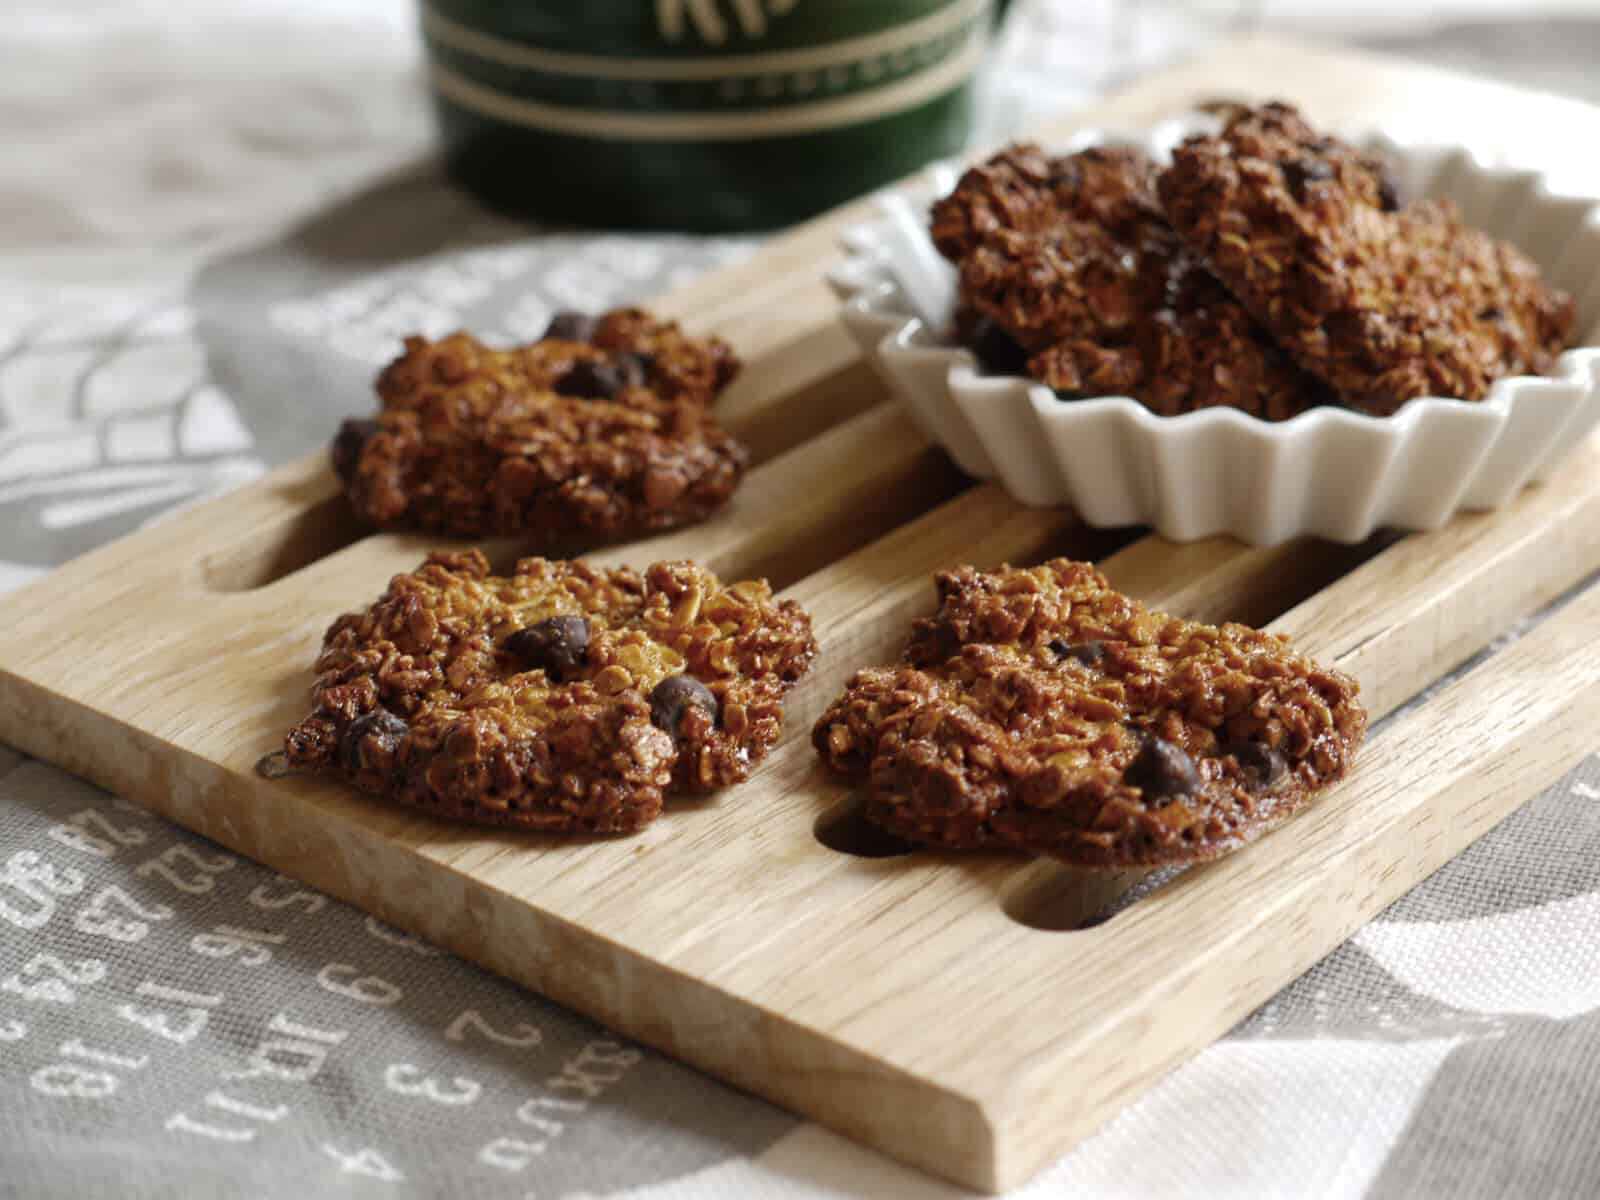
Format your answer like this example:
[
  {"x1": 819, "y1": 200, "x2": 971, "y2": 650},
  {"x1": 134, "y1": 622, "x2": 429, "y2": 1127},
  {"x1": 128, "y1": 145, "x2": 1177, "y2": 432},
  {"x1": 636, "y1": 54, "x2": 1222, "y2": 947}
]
[{"x1": 831, "y1": 119, "x2": 1600, "y2": 545}]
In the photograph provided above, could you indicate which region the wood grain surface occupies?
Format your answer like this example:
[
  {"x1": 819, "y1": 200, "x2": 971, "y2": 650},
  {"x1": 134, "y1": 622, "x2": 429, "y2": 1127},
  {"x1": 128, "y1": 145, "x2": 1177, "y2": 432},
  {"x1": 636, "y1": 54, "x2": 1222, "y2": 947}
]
[{"x1": 3, "y1": 35, "x2": 1600, "y2": 1193}]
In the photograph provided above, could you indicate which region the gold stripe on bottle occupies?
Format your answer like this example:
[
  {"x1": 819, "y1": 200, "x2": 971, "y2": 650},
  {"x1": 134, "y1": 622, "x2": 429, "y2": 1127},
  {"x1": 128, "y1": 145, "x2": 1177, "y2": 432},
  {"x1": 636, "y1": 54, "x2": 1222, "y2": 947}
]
[
  {"x1": 429, "y1": 33, "x2": 983, "y2": 142},
  {"x1": 422, "y1": 0, "x2": 987, "y2": 82}
]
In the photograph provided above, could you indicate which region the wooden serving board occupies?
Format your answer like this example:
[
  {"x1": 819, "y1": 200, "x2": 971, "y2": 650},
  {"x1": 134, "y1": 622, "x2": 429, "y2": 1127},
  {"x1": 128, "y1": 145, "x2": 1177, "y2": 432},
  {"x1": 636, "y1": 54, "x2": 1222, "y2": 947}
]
[{"x1": 5, "y1": 35, "x2": 1600, "y2": 1194}]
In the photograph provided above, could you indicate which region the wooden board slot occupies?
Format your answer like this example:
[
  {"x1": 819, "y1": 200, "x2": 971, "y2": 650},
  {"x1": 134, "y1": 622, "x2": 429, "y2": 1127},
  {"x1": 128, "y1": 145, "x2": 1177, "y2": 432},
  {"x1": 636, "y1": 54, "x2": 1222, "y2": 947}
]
[
  {"x1": 1000, "y1": 864, "x2": 1162, "y2": 932},
  {"x1": 199, "y1": 465, "x2": 368, "y2": 592},
  {"x1": 713, "y1": 327, "x2": 881, "y2": 467},
  {"x1": 813, "y1": 794, "x2": 920, "y2": 859}
]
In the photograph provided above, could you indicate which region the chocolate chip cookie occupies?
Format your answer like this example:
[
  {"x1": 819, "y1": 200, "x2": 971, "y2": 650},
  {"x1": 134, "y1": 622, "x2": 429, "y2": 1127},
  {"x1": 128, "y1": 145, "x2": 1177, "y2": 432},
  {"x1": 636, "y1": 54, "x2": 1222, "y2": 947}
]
[
  {"x1": 931, "y1": 143, "x2": 1159, "y2": 262},
  {"x1": 1159, "y1": 102, "x2": 1576, "y2": 415},
  {"x1": 935, "y1": 144, "x2": 1328, "y2": 420},
  {"x1": 333, "y1": 308, "x2": 747, "y2": 539},
  {"x1": 284, "y1": 549, "x2": 816, "y2": 832},
  {"x1": 812, "y1": 559, "x2": 1366, "y2": 866}
]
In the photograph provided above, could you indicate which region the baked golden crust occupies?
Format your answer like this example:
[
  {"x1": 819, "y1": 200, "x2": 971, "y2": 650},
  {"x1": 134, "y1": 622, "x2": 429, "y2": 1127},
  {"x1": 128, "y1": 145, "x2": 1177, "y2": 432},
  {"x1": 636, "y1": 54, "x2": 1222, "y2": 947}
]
[
  {"x1": 284, "y1": 549, "x2": 816, "y2": 832},
  {"x1": 335, "y1": 308, "x2": 747, "y2": 539},
  {"x1": 936, "y1": 144, "x2": 1328, "y2": 420},
  {"x1": 1159, "y1": 102, "x2": 1575, "y2": 415},
  {"x1": 812, "y1": 560, "x2": 1366, "y2": 866}
]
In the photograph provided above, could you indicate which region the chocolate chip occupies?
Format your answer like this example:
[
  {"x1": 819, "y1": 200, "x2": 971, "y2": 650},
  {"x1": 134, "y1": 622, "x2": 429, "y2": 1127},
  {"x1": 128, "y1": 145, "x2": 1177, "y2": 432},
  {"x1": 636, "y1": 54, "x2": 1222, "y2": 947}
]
[
  {"x1": 554, "y1": 359, "x2": 626, "y2": 400},
  {"x1": 1051, "y1": 158, "x2": 1084, "y2": 193},
  {"x1": 1123, "y1": 736, "x2": 1200, "y2": 799},
  {"x1": 1222, "y1": 740, "x2": 1287, "y2": 789},
  {"x1": 615, "y1": 351, "x2": 652, "y2": 388},
  {"x1": 1282, "y1": 157, "x2": 1334, "y2": 201},
  {"x1": 1049, "y1": 639, "x2": 1106, "y2": 666},
  {"x1": 505, "y1": 615, "x2": 590, "y2": 680},
  {"x1": 1479, "y1": 306, "x2": 1503, "y2": 322},
  {"x1": 967, "y1": 318, "x2": 1029, "y2": 376},
  {"x1": 1376, "y1": 167, "x2": 1402, "y2": 213},
  {"x1": 331, "y1": 418, "x2": 378, "y2": 484},
  {"x1": 340, "y1": 708, "x2": 408, "y2": 773},
  {"x1": 649, "y1": 674, "x2": 718, "y2": 738},
  {"x1": 542, "y1": 311, "x2": 597, "y2": 342}
]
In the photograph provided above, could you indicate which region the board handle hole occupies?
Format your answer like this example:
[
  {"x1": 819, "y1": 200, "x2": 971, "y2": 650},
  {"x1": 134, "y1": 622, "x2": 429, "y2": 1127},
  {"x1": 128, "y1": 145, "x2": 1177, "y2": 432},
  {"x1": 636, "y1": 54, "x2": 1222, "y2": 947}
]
[
  {"x1": 1000, "y1": 864, "x2": 1174, "y2": 931},
  {"x1": 201, "y1": 483, "x2": 370, "y2": 592},
  {"x1": 813, "y1": 794, "x2": 918, "y2": 858}
]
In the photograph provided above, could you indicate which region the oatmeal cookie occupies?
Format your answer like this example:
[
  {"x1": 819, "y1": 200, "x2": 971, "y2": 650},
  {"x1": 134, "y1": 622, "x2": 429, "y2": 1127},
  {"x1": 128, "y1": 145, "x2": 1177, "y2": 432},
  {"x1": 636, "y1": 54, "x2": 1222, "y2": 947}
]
[
  {"x1": 813, "y1": 559, "x2": 1366, "y2": 866},
  {"x1": 1159, "y1": 102, "x2": 1576, "y2": 415},
  {"x1": 931, "y1": 143, "x2": 1158, "y2": 261},
  {"x1": 284, "y1": 549, "x2": 816, "y2": 832},
  {"x1": 938, "y1": 144, "x2": 1326, "y2": 420},
  {"x1": 332, "y1": 308, "x2": 747, "y2": 538}
]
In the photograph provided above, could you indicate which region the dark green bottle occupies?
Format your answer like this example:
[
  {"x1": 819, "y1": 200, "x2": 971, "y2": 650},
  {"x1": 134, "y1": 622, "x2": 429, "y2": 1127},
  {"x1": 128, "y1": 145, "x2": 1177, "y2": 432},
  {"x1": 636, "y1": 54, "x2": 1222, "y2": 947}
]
[{"x1": 423, "y1": 0, "x2": 998, "y2": 231}]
